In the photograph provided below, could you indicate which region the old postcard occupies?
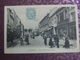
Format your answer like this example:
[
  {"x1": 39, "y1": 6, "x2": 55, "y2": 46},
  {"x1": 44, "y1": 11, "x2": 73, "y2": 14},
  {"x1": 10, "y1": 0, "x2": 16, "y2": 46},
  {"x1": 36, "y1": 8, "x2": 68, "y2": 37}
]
[{"x1": 4, "y1": 5, "x2": 79, "y2": 53}]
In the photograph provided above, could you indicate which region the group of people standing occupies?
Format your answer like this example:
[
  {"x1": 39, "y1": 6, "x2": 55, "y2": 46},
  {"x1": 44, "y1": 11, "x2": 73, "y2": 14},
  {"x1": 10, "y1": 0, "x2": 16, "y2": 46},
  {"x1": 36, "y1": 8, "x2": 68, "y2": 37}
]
[
  {"x1": 43, "y1": 33, "x2": 59, "y2": 48},
  {"x1": 20, "y1": 30, "x2": 36, "y2": 45},
  {"x1": 42, "y1": 32, "x2": 70, "y2": 48},
  {"x1": 20, "y1": 30, "x2": 30, "y2": 46},
  {"x1": 19, "y1": 29, "x2": 70, "y2": 49}
]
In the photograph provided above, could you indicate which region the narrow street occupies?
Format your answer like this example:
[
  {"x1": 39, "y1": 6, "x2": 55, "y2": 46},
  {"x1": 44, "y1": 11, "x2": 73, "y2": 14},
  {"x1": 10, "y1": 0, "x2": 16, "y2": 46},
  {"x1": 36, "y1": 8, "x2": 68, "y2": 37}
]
[
  {"x1": 5, "y1": 35, "x2": 77, "y2": 53},
  {"x1": 9, "y1": 36, "x2": 49, "y2": 48}
]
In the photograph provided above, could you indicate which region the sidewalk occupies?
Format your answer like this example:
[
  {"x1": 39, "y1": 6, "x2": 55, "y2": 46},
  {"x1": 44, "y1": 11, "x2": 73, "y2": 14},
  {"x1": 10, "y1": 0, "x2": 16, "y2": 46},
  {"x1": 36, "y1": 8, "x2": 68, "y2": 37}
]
[
  {"x1": 59, "y1": 39, "x2": 77, "y2": 48},
  {"x1": 5, "y1": 36, "x2": 77, "y2": 53}
]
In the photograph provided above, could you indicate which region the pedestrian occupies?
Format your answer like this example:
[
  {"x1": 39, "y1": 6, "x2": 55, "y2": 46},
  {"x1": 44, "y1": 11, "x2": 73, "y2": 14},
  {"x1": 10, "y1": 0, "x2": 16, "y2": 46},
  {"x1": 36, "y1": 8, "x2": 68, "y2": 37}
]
[
  {"x1": 20, "y1": 34, "x2": 24, "y2": 45},
  {"x1": 54, "y1": 35, "x2": 59, "y2": 48},
  {"x1": 32, "y1": 32, "x2": 35, "y2": 39},
  {"x1": 43, "y1": 33, "x2": 47, "y2": 46},
  {"x1": 63, "y1": 36, "x2": 70, "y2": 48},
  {"x1": 25, "y1": 31, "x2": 30, "y2": 45},
  {"x1": 49, "y1": 35, "x2": 53, "y2": 48}
]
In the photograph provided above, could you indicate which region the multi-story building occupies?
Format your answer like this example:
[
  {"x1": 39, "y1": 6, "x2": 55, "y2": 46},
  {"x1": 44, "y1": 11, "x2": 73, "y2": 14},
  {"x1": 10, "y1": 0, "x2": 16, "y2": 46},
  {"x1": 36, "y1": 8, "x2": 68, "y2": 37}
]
[
  {"x1": 39, "y1": 13, "x2": 49, "y2": 33},
  {"x1": 7, "y1": 8, "x2": 14, "y2": 31},
  {"x1": 55, "y1": 7, "x2": 70, "y2": 39},
  {"x1": 51, "y1": 7, "x2": 76, "y2": 39},
  {"x1": 7, "y1": 8, "x2": 24, "y2": 44},
  {"x1": 68, "y1": 7, "x2": 76, "y2": 39},
  {"x1": 39, "y1": 7, "x2": 76, "y2": 39},
  {"x1": 49, "y1": 12, "x2": 58, "y2": 35}
]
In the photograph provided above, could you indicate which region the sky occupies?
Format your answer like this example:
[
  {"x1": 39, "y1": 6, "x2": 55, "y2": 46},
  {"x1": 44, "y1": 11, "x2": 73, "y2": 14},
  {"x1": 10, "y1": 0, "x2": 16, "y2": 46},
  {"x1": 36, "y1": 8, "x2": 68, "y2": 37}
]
[
  {"x1": 6, "y1": 5, "x2": 77, "y2": 29},
  {"x1": 7, "y1": 5, "x2": 59, "y2": 29}
]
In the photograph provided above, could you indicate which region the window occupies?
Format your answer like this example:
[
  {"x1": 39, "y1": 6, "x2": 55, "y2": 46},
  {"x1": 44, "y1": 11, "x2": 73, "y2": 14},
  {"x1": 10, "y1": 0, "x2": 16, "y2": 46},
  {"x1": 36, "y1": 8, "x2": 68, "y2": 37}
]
[
  {"x1": 71, "y1": 12, "x2": 75, "y2": 22},
  {"x1": 57, "y1": 15, "x2": 60, "y2": 22},
  {"x1": 64, "y1": 9, "x2": 68, "y2": 19},
  {"x1": 60, "y1": 12, "x2": 64, "y2": 22}
]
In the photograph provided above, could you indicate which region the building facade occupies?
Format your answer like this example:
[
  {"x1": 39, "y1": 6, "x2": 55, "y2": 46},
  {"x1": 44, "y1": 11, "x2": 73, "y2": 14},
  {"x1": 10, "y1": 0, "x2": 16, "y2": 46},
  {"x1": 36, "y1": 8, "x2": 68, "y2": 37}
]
[
  {"x1": 7, "y1": 8, "x2": 24, "y2": 43},
  {"x1": 56, "y1": 7, "x2": 70, "y2": 39},
  {"x1": 39, "y1": 7, "x2": 76, "y2": 39},
  {"x1": 39, "y1": 13, "x2": 49, "y2": 33},
  {"x1": 50, "y1": 7, "x2": 76, "y2": 39},
  {"x1": 68, "y1": 7, "x2": 76, "y2": 39}
]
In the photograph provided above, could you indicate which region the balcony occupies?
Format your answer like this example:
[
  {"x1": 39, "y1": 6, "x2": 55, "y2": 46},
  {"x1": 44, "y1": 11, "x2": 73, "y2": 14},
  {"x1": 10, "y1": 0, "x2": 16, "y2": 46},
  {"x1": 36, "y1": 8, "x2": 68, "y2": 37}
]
[{"x1": 58, "y1": 18, "x2": 69, "y2": 25}]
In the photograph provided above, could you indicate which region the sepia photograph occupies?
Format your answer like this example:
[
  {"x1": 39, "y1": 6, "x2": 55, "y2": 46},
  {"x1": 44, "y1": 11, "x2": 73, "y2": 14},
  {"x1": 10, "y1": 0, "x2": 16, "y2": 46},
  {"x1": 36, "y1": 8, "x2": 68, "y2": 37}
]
[{"x1": 4, "y1": 5, "x2": 79, "y2": 53}]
